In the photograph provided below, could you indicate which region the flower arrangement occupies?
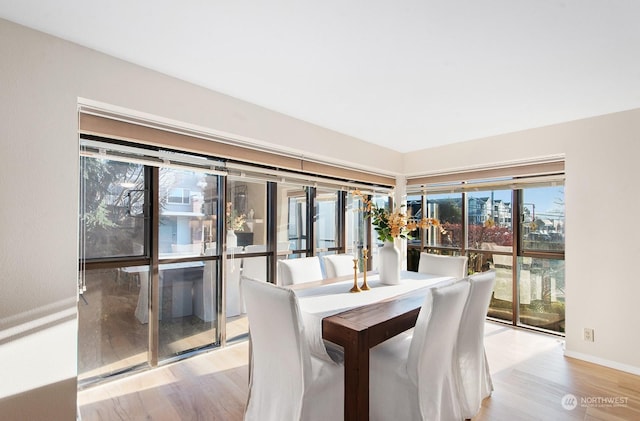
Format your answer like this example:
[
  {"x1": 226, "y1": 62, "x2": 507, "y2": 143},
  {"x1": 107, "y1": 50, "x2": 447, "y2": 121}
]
[
  {"x1": 226, "y1": 202, "x2": 246, "y2": 232},
  {"x1": 352, "y1": 190, "x2": 441, "y2": 242}
]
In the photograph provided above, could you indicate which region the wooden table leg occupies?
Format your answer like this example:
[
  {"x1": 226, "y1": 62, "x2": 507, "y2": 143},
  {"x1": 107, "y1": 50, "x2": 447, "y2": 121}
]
[{"x1": 342, "y1": 329, "x2": 370, "y2": 421}]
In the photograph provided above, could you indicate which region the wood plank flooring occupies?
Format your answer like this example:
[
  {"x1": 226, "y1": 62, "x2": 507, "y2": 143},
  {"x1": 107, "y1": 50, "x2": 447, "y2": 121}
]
[{"x1": 78, "y1": 322, "x2": 640, "y2": 420}]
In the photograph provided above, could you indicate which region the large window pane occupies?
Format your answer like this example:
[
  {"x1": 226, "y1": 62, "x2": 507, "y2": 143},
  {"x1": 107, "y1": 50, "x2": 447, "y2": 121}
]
[
  {"x1": 518, "y1": 257, "x2": 565, "y2": 333},
  {"x1": 369, "y1": 194, "x2": 391, "y2": 272},
  {"x1": 346, "y1": 190, "x2": 367, "y2": 271},
  {"x1": 80, "y1": 157, "x2": 147, "y2": 259},
  {"x1": 226, "y1": 177, "x2": 266, "y2": 343},
  {"x1": 426, "y1": 193, "x2": 463, "y2": 248},
  {"x1": 316, "y1": 187, "x2": 339, "y2": 253},
  {"x1": 406, "y1": 194, "x2": 422, "y2": 248},
  {"x1": 157, "y1": 260, "x2": 217, "y2": 359},
  {"x1": 227, "y1": 178, "x2": 267, "y2": 249},
  {"x1": 159, "y1": 169, "x2": 218, "y2": 257},
  {"x1": 286, "y1": 188, "x2": 308, "y2": 253},
  {"x1": 521, "y1": 186, "x2": 565, "y2": 252},
  {"x1": 467, "y1": 189, "x2": 513, "y2": 276},
  {"x1": 78, "y1": 266, "x2": 149, "y2": 381},
  {"x1": 486, "y1": 263, "x2": 514, "y2": 323},
  {"x1": 467, "y1": 189, "x2": 513, "y2": 251}
]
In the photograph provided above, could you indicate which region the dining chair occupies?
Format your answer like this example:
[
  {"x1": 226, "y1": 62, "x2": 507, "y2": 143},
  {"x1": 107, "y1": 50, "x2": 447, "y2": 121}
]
[
  {"x1": 456, "y1": 270, "x2": 496, "y2": 419},
  {"x1": 277, "y1": 256, "x2": 324, "y2": 286},
  {"x1": 418, "y1": 252, "x2": 469, "y2": 279},
  {"x1": 323, "y1": 253, "x2": 357, "y2": 279},
  {"x1": 369, "y1": 279, "x2": 470, "y2": 421},
  {"x1": 241, "y1": 277, "x2": 344, "y2": 421},
  {"x1": 225, "y1": 246, "x2": 245, "y2": 317},
  {"x1": 194, "y1": 247, "x2": 217, "y2": 322}
]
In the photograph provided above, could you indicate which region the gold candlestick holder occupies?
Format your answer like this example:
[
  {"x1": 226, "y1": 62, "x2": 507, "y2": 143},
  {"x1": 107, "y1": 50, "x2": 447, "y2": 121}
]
[
  {"x1": 350, "y1": 258, "x2": 362, "y2": 293},
  {"x1": 361, "y1": 248, "x2": 370, "y2": 290}
]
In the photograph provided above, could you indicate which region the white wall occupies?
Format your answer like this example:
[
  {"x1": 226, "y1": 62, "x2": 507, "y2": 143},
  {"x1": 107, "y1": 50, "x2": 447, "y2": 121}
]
[
  {"x1": 407, "y1": 110, "x2": 640, "y2": 374},
  {"x1": 2, "y1": 16, "x2": 640, "y2": 419}
]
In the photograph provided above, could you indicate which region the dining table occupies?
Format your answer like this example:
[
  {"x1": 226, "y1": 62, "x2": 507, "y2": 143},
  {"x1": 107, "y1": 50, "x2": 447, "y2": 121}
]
[{"x1": 291, "y1": 271, "x2": 456, "y2": 421}]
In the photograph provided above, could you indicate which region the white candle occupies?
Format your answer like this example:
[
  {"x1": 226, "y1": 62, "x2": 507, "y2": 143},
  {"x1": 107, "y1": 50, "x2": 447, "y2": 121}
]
[{"x1": 363, "y1": 225, "x2": 367, "y2": 250}]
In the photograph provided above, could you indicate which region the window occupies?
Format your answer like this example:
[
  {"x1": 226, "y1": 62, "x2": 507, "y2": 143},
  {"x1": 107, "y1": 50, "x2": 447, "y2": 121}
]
[
  {"x1": 411, "y1": 175, "x2": 565, "y2": 334},
  {"x1": 78, "y1": 116, "x2": 395, "y2": 386}
]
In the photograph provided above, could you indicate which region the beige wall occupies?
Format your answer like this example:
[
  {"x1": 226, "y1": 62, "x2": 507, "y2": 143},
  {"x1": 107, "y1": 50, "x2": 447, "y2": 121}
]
[{"x1": 2, "y1": 16, "x2": 640, "y2": 419}]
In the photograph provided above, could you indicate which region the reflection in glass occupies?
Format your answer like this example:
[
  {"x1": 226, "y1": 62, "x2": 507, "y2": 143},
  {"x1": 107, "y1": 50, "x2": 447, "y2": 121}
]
[
  {"x1": 368, "y1": 194, "x2": 391, "y2": 272},
  {"x1": 518, "y1": 257, "x2": 565, "y2": 333},
  {"x1": 286, "y1": 187, "x2": 308, "y2": 252},
  {"x1": 316, "y1": 188, "x2": 339, "y2": 253},
  {"x1": 347, "y1": 190, "x2": 365, "y2": 260},
  {"x1": 227, "y1": 177, "x2": 267, "y2": 249},
  {"x1": 79, "y1": 157, "x2": 147, "y2": 259},
  {"x1": 78, "y1": 267, "x2": 149, "y2": 382},
  {"x1": 157, "y1": 260, "x2": 218, "y2": 359},
  {"x1": 426, "y1": 192, "x2": 463, "y2": 248},
  {"x1": 227, "y1": 252, "x2": 249, "y2": 343},
  {"x1": 158, "y1": 169, "x2": 219, "y2": 257},
  {"x1": 486, "y1": 263, "x2": 514, "y2": 323}
]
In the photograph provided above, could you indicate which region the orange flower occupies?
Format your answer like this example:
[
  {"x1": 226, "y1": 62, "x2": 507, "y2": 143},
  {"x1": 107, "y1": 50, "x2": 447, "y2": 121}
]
[{"x1": 351, "y1": 190, "x2": 441, "y2": 241}]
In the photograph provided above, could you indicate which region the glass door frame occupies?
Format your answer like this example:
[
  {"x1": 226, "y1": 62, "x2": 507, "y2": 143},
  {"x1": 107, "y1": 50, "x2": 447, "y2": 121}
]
[
  {"x1": 79, "y1": 161, "x2": 227, "y2": 385},
  {"x1": 419, "y1": 186, "x2": 565, "y2": 335}
]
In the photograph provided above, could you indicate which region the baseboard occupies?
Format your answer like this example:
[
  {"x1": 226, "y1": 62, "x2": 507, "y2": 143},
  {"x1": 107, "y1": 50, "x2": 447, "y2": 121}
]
[{"x1": 564, "y1": 350, "x2": 640, "y2": 376}]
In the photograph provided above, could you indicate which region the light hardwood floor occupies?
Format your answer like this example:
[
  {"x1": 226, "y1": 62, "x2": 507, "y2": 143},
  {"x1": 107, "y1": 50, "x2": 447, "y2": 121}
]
[{"x1": 78, "y1": 322, "x2": 640, "y2": 420}]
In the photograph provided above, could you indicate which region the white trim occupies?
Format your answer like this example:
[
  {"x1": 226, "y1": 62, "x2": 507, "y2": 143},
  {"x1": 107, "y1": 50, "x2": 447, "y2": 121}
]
[
  {"x1": 403, "y1": 154, "x2": 566, "y2": 179},
  {"x1": 226, "y1": 162, "x2": 393, "y2": 193},
  {"x1": 564, "y1": 350, "x2": 640, "y2": 376},
  {"x1": 406, "y1": 173, "x2": 565, "y2": 194},
  {"x1": 77, "y1": 97, "x2": 399, "y2": 178},
  {"x1": 80, "y1": 138, "x2": 228, "y2": 175}
]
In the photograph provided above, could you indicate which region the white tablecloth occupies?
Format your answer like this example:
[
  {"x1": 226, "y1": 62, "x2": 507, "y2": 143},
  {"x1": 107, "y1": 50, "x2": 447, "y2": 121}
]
[{"x1": 294, "y1": 271, "x2": 455, "y2": 361}]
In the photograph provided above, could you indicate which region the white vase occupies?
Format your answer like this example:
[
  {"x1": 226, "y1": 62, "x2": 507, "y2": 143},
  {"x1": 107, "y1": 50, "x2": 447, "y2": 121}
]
[
  {"x1": 227, "y1": 230, "x2": 237, "y2": 248},
  {"x1": 379, "y1": 240, "x2": 401, "y2": 285}
]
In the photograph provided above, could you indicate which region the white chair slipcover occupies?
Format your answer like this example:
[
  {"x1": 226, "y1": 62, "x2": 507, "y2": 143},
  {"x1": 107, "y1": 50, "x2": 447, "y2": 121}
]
[
  {"x1": 322, "y1": 253, "x2": 357, "y2": 279},
  {"x1": 277, "y1": 256, "x2": 324, "y2": 286},
  {"x1": 197, "y1": 247, "x2": 217, "y2": 322},
  {"x1": 456, "y1": 270, "x2": 496, "y2": 419},
  {"x1": 241, "y1": 277, "x2": 343, "y2": 421},
  {"x1": 369, "y1": 280, "x2": 470, "y2": 421},
  {"x1": 197, "y1": 246, "x2": 244, "y2": 320},
  {"x1": 225, "y1": 246, "x2": 245, "y2": 317},
  {"x1": 418, "y1": 252, "x2": 469, "y2": 279}
]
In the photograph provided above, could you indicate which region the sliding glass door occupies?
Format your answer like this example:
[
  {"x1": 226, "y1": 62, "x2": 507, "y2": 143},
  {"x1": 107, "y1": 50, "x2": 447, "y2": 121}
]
[
  {"x1": 78, "y1": 158, "x2": 150, "y2": 381},
  {"x1": 78, "y1": 148, "x2": 225, "y2": 384},
  {"x1": 78, "y1": 136, "x2": 391, "y2": 385},
  {"x1": 156, "y1": 168, "x2": 220, "y2": 359},
  {"x1": 419, "y1": 182, "x2": 565, "y2": 334},
  {"x1": 517, "y1": 186, "x2": 565, "y2": 332}
]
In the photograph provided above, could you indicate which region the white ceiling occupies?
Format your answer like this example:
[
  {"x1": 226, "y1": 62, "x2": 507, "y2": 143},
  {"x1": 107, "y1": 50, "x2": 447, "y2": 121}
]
[{"x1": 2, "y1": 1, "x2": 640, "y2": 153}]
